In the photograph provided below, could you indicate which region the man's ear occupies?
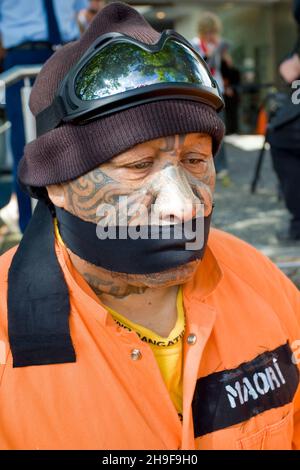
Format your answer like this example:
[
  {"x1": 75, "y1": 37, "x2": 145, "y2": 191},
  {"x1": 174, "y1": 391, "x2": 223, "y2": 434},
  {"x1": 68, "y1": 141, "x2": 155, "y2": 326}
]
[{"x1": 46, "y1": 184, "x2": 66, "y2": 208}]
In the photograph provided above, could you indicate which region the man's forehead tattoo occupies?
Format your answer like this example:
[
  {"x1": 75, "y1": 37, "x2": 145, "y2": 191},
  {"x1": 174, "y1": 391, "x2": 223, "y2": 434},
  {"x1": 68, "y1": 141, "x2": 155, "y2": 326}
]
[{"x1": 158, "y1": 135, "x2": 187, "y2": 156}]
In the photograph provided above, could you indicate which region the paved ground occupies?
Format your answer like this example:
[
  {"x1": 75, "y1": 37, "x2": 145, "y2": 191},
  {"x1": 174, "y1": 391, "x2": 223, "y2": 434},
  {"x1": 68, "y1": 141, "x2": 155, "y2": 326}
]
[
  {"x1": 213, "y1": 135, "x2": 300, "y2": 288},
  {"x1": 0, "y1": 135, "x2": 299, "y2": 287}
]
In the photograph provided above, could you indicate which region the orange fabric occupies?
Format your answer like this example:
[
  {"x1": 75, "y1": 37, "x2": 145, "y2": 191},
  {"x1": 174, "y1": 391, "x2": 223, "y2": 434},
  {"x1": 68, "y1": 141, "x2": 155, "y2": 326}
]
[
  {"x1": 256, "y1": 107, "x2": 268, "y2": 135},
  {"x1": 104, "y1": 287, "x2": 185, "y2": 416},
  {"x1": 0, "y1": 227, "x2": 299, "y2": 450}
]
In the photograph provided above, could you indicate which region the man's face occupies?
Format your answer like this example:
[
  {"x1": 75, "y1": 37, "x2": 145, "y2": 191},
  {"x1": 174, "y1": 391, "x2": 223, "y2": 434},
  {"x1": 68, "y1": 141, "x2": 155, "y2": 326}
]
[
  {"x1": 201, "y1": 32, "x2": 220, "y2": 48},
  {"x1": 47, "y1": 132, "x2": 215, "y2": 288}
]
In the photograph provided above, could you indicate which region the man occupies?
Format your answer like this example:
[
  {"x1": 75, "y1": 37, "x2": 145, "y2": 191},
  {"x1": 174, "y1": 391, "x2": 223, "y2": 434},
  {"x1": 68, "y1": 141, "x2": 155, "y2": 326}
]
[
  {"x1": 192, "y1": 12, "x2": 231, "y2": 185},
  {"x1": 0, "y1": 0, "x2": 87, "y2": 232},
  {"x1": 0, "y1": 3, "x2": 299, "y2": 450},
  {"x1": 268, "y1": 0, "x2": 300, "y2": 241}
]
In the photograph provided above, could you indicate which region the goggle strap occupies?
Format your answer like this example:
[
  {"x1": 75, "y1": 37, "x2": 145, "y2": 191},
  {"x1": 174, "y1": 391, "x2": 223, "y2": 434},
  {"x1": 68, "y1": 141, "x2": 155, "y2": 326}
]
[{"x1": 36, "y1": 96, "x2": 65, "y2": 137}]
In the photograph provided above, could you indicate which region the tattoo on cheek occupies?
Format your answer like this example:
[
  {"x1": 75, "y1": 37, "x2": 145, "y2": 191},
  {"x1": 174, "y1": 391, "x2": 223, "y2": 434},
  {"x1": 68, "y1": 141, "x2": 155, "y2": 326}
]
[
  {"x1": 65, "y1": 166, "x2": 157, "y2": 224},
  {"x1": 66, "y1": 168, "x2": 134, "y2": 222}
]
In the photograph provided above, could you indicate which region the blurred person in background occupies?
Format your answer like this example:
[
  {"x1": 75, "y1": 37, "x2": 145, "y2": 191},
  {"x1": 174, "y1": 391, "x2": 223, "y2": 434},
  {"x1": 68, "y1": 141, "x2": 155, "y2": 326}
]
[
  {"x1": 78, "y1": 0, "x2": 106, "y2": 33},
  {"x1": 221, "y1": 52, "x2": 241, "y2": 135},
  {"x1": 192, "y1": 12, "x2": 235, "y2": 186},
  {"x1": 0, "y1": 0, "x2": 88, "y2": 233},
  {"x1": 268, "y1": 0, "x2": 300, "y2": 242}
]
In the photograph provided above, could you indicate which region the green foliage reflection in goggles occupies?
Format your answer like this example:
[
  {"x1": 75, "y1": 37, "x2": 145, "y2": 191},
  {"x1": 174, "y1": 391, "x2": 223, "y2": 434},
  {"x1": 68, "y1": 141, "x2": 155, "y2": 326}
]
[
  {"x1": 36, "y1": 30, "x2": 224, "y2": 137},
  {"x1": 75, "y1": 40, "x2": 215, "y2": 101}
]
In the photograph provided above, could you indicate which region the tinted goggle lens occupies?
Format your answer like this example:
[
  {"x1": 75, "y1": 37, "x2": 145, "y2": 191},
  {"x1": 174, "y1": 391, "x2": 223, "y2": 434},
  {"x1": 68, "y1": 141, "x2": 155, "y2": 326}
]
[{"x1": 75, "y1": 39, "x2": 217, "y2": 101}]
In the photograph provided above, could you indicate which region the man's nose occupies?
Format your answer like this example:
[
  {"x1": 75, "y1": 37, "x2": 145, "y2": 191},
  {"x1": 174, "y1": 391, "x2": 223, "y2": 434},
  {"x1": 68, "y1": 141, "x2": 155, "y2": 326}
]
[{"x1": 152, "y1": 167, "x2": 202, "y2": 224}]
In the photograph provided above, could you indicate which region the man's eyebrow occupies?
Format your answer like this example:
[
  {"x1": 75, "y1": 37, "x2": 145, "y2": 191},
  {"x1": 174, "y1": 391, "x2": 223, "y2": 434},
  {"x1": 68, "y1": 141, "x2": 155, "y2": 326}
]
[
  {"x1": 183, "y1": 143, "x2": 213, "y2": 155},
  {"x1": 110, "y1": 147, "x2": 157, "y2": 164}
]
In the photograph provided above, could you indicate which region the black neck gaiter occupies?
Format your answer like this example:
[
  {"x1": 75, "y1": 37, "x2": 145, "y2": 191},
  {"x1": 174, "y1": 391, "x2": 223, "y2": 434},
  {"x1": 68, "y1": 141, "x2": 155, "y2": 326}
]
[{"x1": 55, "y1": 206, "x2": 213, "y2": 275}]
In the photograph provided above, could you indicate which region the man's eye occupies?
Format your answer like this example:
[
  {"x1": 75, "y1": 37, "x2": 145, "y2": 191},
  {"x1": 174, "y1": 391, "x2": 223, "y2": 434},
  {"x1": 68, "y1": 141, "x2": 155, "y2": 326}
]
[
  {"x1": 183, "y1": 158, "x2": 206, "y2": 165},
  {"x1": 127, "y1": 161, "x2": 153, "y2": 170}
]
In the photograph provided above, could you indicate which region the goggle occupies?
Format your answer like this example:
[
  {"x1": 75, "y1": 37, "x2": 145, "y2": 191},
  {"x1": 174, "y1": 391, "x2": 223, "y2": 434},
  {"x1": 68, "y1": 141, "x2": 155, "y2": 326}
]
[{"x1": 36, "y1": 30, "x2": 224, "y2": 137}]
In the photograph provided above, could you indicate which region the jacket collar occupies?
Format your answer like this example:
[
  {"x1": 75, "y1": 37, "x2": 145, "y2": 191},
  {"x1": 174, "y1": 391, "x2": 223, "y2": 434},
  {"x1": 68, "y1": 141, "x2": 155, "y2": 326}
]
[{"x1": 183, "y1": 234, "x2": 223, "y2": 302}]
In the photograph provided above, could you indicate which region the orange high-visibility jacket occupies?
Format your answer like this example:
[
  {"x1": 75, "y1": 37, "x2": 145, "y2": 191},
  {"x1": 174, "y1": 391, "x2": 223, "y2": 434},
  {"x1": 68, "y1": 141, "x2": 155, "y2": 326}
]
[{"x1": 0, "y1": 227, "x2": 299, "y2": 450}]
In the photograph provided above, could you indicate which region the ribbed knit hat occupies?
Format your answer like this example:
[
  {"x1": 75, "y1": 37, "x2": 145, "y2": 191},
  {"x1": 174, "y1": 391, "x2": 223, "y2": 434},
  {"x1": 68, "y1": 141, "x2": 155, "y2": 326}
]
[{"x1": 18, "y1": 2, "x2": 225, "y2": 188}]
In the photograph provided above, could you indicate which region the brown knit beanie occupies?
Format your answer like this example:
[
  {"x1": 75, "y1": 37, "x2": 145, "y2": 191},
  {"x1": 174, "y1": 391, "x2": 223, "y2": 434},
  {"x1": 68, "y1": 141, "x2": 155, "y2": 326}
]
[{"x1": 18, "y1": 2, "x2": 225, "y2": 188}]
